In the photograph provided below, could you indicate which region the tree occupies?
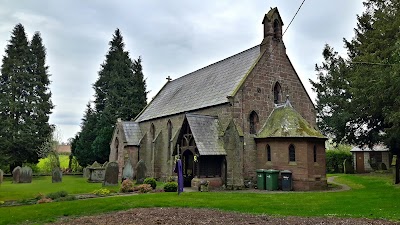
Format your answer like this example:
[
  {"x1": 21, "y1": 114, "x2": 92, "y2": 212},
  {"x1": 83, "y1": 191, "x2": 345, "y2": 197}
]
[
  {"x1": 74, "y1": 28, "x2": 147, "y2": 166},
  {"x1": 74, "y1": 102, "x2": 98, "y2": 167},
  {"x1": 0, "y1": 24, "x2": 53, "y2": 171},
  {"x1": 311, "y1": 0, "x2": 400, "y2": 155}
]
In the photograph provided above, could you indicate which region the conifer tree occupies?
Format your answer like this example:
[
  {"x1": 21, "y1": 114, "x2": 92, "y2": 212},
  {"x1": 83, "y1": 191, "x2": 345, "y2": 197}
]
[
  {"x1": 311, "y1": 0, "x2": 400, "y2": 154},
  {"x1": 0, "y1": 24, "x2": 52, "y2": 170},
  {"x1": 74, "y1": 28, "x2": 147, "y2": 166}
]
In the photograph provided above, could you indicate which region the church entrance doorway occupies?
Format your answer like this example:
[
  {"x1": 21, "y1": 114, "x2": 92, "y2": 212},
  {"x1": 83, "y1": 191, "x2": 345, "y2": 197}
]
[{"x1": 182, "y1": 149, "x2": 194, "y2": 187}]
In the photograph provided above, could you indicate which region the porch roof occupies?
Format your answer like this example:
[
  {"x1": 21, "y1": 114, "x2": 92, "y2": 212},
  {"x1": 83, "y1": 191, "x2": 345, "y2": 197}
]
[
  {"x1": 350, "y1": 145, "x2": 389, "y2": 152},
  {"x1": 186, "y1": 114, "x2": 226, "y2": 156},
  {"x1": 121, "y1": 121, "x2": 142, "y2": 145}
]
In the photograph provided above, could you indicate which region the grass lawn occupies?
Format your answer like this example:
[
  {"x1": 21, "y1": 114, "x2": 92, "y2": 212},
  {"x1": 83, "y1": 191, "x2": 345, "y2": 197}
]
[
  {"x1": 0, "y1": 174, "x2": 399, "y2": 224},
  {"x1": 0, "y1": 175, "x2": 120, "y2": 201}
]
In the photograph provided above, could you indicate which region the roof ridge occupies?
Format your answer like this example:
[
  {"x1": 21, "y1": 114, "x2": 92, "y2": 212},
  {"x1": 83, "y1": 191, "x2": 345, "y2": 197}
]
[{"x1": 170, "y1": 45, "x2": 260, "y2": 83}]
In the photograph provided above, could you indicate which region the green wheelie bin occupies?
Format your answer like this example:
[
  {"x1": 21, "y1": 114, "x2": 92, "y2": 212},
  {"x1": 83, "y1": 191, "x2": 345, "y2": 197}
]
[
  {"x1": 265, "y1": 169, "x2": 279, "y2": 191},
  {"x1": 256, "y1": 169, "x2": 266, "y2": 190}
]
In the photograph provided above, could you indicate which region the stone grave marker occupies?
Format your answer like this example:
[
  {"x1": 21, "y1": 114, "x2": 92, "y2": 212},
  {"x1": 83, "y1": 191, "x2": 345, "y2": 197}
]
[
  {"x1": 12, "y1": 166, "x2": 21, "y2": 183},
  {"x1": 135, "y1": 159, "x2": 147, "y2": 184},
  {"x1": 122, "y1": 160, "x2": 134, "y2": 181},
  {"x1": 20, "y1": 166, "x2": 32, "y2": 183},
  {"x1": 0, "y1": 169, "x2": 3, "y2": 184},
  {"x1": 103, "y1": 162, "x2": 119, "y2": 186},
  {"x1": 102, "y1": 161, "x2": 108, "y2": 167},
  {"x1": 83, "y1": 167, "x2": 90, "y2": 178},
  {"x1": 52, "y1": 167, "x2": 62, "y2": 183},
  {"x1": 343, "y1": 159, "x2": 354, "y2": 174},
  {"x1": 88, "y1": 161, "x2": 105, "y2": 182}
]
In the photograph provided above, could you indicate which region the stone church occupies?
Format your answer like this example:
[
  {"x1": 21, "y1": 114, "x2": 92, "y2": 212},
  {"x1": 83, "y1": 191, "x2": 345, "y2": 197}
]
[{"x1": 109, "y1": 8, "x2": 327, "y2": 191}]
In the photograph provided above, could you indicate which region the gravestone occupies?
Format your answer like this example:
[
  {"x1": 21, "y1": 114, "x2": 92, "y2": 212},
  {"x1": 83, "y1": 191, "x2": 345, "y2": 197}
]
[
  {"x1": 122, "y1": 160, "x2": 134, "y2": 181},
  {"x1": 19, "y1": 166, "x2": 32, "y2": 183},
  {"x1": 12, "y1": 166, "x2": 21, "y2": 183},
  {"x1": 103, "y1": 162, "x2": 119, "y2": 186},
  {"x1": 135, "y1": 159, "x2": 147, "y2": 184},
  {"x1": 83, "y1": 167, "x2": 90, "y2": 178},
  {"x1": 102, "y1": 161, "x2": 108, "y2": 167},
  {"x1": 87, "y1": 161, "x2": 105, "y2": 182},
  {"x1": 0, "y1": 169, "x2": 3, "y2": 184},
  {"x1": 52, "y1": 167, "x2": 62, "y2": 183},
  {"x1": 343, "y1": 159, "x2": 354, "y2": 174}
]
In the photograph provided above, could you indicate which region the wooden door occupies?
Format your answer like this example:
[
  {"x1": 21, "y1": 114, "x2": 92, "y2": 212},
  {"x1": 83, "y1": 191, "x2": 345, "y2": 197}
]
[{"x1": 356, "y1": 152, "x2": 365, "y2": 173}]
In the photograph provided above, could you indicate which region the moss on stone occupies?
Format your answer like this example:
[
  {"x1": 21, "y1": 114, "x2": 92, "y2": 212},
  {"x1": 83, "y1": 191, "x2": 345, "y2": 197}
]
[{"x1": 257, "y1": 105, "x2": 325, "y2": 138}]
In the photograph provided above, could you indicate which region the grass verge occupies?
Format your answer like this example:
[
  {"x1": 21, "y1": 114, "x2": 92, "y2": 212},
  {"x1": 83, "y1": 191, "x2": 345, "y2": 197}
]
[{"x1": 0, "y1": 174, "x2": 399, "y2": 224}]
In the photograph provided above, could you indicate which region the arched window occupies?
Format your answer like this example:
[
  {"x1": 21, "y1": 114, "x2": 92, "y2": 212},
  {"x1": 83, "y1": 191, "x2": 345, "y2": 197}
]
[
  {"x1": 266, "y1": 144, "x2": 271, "y2": 162},
  {"x1": 167, "y1": 120, "x2": 172, "y2": 156},
  {"x1": 273, "y1": 82, "x2": 282, "y2": 104},
  {"x1": 289, "y1": 144, "x2": 295, "y2": 162},
  {"x1": 114, "y1": 137, "x2": 119, "y2": 162},
  {"x1": 313, "y1": 145, "x2": 317, "y2": 162},
  {"x1": 249, "y1": 111, "x2": 259, "y2": 134},
  {"x1": 150, "y1": 123, "x2": 155, "y2": 141},
  {"x1": 273, "y1": 19, "x2": 281, "y2": 39}
]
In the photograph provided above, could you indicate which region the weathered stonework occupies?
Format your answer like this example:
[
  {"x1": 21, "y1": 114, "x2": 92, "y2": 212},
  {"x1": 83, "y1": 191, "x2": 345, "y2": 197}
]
[{"x1": 109, "y1": 8, "x2": 326, "y2": 191}]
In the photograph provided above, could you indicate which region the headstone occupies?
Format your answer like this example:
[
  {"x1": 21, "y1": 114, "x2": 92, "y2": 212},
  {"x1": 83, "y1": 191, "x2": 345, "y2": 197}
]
[
  {"x1": 122, "y1": 160, "x2": 134, "y2": 181},
  {"x1": 52, "y1": 167, "x2": 62, "y2": 183},
  {"x1": 102, "y1": 161, "x2": 108, "y2": 167},
  {"x1": 83, "y1": 167, "x2": 90, "y2": 178},
  {"x1": 0, "y1": 169, "x2": 3, "y2": 184},
  {"x1": 135, "y1": 159, "x2": 147, "y2": 184},
  {"x1": 19, "y1": 166, "x2": 32, "y2": 183},
  {"x1": 103, "y1": 162, "x2": 119, "y2": 186},
  {"x1": 343, "y1": 159, "x2": 354, "y2": 174},
  {"x1": 12, "y1": 166, "x2": 21, "y2": 183}
]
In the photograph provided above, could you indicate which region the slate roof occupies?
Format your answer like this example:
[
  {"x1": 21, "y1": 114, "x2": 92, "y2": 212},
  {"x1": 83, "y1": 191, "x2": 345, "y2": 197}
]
[
  {"x1": 135, "y1": 45, "x2": 261, "y2": 122},
  {"x1": 186, "y1": 114, "x2": 226, "y2": 156},
  {"x1": 120, "y1": 121, "x2": 142, "y2": 145},
  {"x1": 257, "y1": 100, "x2": 325, "y2": 139},
  {"x1": 350, "y1": 145, "x2": 389, "y2": 152}
]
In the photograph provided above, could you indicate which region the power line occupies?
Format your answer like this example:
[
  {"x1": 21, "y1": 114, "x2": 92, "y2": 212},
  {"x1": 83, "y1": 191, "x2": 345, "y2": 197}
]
[{"x1": 282, "y1": 0, "x2": 307, "y2": 37}]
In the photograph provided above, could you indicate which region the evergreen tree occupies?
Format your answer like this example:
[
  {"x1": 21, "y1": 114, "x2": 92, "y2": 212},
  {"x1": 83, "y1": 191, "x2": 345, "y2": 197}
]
[
  {"x1": 74, "y1": 102, "x2": 98, "y2": 167},
  {"x1": 74, "y1": 28, "x2": 147, "y2": 166},
  {"x1": 310, "y1": 45, "x2": 352, "y2": 143},
  {"x1": 0, "y1": 24, "x2": 52, "y2": 170},
  {"x1": 311, "y1": 0, "x2": 400, "y2": 154}
]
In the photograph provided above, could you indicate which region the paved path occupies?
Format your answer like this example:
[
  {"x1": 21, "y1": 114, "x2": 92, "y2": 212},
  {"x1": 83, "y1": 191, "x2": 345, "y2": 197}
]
[{"x1": 326, "y1": 176, "x2": 351, "y2": 192}]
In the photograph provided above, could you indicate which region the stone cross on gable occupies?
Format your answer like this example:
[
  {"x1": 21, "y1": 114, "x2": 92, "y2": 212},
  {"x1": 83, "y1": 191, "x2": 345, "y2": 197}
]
[{"x1": 166, "y1": 76, "x2": 172, "y2": 82}]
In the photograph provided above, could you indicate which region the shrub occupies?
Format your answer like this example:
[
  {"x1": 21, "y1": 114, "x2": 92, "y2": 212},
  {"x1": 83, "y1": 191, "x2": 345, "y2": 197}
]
[
  {"x1": 54, "y1": 195, "x2": 77, "y2": 202},
  {"x1": 163, "y1": 182, "x2": 178, "y2": 192},
  {"x1": 92, "y1": 188, "x2": 111, "y2": 196},
  {"x1": 120, "y1": 179, "x2": 134, "y2": 193},
  {"x1": 46, "y1": 191, "x2": 68, "y2": 200},
  {"x1": 326, "y1": 150, "x2": 352, "y2": 173},
  {"x1": 143, "y1": 177, "x2": 157, "y2": 189},
  {"x1": 137, "y1": 184, "x2": 152, "y2": 193}
]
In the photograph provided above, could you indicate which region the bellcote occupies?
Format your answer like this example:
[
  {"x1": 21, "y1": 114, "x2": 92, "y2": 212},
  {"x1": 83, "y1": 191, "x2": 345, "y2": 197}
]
[{"x1": 261, "y1": 7, "x2": 284, "y2": 52}]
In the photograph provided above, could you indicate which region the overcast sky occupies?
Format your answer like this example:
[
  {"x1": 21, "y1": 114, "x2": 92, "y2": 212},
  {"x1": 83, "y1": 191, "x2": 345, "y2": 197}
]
[{"x1": 0, "y1": 1, "x2": 364, "y2": 143}]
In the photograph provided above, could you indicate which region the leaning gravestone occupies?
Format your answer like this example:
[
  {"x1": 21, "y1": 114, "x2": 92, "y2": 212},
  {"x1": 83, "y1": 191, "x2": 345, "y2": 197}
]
[
  {"x1": 122, "y1": 160, "x2": 134, "y2": 181},
  {"x1": 12, "y1": 166, "x2": 21, "y2": 183},
  {"x1": 0, "y1": 169, "x2": 3, "y2": 184},
  {"x1": 20, "y1": 166, "x2": 32, "y2": 183},
  {"x1": 135, "y1": 159, "x2": 147, "y2": 184},
  {"x1": 52, "y1": 167, "x2": 62, "y2": 183},
  {"x1": 103, "y1": 162, "x2": 119, "y2": 186}
]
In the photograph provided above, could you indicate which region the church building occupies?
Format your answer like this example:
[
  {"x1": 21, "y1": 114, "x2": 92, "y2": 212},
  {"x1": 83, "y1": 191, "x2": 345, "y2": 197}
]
[{"x1": 109, "y1": 8, "x2": 327, "y2": 191}]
